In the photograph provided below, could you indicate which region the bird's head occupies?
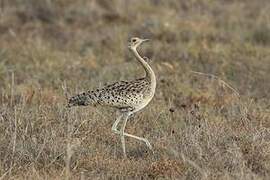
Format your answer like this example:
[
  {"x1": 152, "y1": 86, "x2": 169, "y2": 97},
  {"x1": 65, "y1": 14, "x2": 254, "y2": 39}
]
[{"x1": 128, "y1": 37, "x2": 149, "y2": 49}]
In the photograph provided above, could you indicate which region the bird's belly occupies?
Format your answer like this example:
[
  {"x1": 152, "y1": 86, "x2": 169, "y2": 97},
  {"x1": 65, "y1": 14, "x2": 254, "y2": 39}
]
[{"x1": 133, "y1": 94, "x2": 154, "y2": 112}]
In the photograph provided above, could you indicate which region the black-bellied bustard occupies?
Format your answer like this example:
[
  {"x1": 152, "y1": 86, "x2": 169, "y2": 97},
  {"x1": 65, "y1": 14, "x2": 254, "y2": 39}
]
[{"x1": 68, "y1": 37, "x2": 156, "y2": 158}]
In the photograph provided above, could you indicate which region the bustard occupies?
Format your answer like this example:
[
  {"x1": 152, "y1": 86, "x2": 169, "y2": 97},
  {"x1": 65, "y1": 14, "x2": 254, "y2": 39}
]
[{"x1": 68, "y1": 37, "x2": 156, "y2": 158}]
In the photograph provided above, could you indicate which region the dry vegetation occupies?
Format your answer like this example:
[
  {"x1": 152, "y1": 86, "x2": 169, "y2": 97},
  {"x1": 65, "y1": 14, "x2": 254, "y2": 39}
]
[{"x1": 0, "y1": 0, "x2": 270, "y2": 179}]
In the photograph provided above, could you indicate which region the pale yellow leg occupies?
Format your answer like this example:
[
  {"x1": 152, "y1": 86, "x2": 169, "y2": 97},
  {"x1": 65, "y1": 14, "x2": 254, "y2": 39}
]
[{"x1": 112, "y1": 112, "x2": 152, "y2": 158}]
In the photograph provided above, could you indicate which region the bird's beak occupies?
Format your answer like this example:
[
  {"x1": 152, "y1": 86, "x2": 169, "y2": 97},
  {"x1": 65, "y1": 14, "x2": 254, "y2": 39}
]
[{"x1": 142, "y1": 39, "x2": 150, "y2": 42}]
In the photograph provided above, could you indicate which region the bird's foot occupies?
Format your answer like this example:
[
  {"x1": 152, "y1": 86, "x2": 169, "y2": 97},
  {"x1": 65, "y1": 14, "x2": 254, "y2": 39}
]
[{"x1": 143, "y1": 139, "x2": 153, "y2": 150}]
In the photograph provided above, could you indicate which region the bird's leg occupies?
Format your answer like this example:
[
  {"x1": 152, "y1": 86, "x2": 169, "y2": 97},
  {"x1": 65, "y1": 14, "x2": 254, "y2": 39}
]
[
  {"x1": 111, "y1": 112, "x2": 130, "y2": 157},
  {"x1": 120, "y1": 113, "x2": 130, "y2": 158},
  {"x1": 121, "y1": 132, "x2": 152, "y2": 150},
  {"x1": 112, "y1": 112, "x2": 152, "y2": 151},
  {"x1": 111, "y1": 113, "x2": 123, "y2": 134}
]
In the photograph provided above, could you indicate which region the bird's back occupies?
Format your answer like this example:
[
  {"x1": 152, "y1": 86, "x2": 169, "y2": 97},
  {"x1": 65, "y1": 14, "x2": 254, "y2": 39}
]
[{"x1": 68, "y1": 77, "x2": 154, "y2": 112}]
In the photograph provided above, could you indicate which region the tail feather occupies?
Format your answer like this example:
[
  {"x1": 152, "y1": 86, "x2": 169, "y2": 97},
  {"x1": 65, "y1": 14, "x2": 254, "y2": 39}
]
[{"x1": 67, "y1": 91, "x2": 99, "y2": 107}]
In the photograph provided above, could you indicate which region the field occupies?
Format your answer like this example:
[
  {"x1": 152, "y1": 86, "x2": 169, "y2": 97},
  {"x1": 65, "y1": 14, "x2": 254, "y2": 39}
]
[{"x1": 0, "y1": 0, "x2": 270, "y2": 179}]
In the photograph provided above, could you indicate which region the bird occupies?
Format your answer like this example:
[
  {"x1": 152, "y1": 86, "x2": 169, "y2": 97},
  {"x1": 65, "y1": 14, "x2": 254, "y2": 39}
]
[{"x1": 67, "y1": 37, "x2": 156, "y2": 158}]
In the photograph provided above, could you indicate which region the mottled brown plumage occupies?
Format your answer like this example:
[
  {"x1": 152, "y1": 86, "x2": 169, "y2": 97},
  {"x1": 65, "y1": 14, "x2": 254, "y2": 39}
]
[
  {"x1": 68, "y1": 37, "x2": 156, "y2": 158},
  {"x1": 68, "y1": 78, "x2": 152, "y2": 111}
]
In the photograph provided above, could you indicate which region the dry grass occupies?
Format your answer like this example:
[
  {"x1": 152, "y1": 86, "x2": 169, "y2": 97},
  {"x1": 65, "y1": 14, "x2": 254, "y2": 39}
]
[{"x1": 0, "y1": 0, "x2": 270, "y2": 179}]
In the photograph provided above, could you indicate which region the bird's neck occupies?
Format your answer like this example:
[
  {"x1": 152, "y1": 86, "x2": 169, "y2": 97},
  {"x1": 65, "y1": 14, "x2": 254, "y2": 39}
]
[{"x1": 131, "y1": 47, "x2": 156, "y2": 88}]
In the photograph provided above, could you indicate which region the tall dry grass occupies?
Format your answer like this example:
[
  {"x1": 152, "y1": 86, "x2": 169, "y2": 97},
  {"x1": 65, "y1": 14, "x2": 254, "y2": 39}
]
[{"x1": 0, "y1": 0, "x2": 270, "y2": 179}]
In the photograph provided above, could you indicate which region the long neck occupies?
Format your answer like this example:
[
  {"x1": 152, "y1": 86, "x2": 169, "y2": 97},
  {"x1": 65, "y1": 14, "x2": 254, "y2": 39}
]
[{"x1": 131, "y1": 47, "x2": 156, "y2": 86}]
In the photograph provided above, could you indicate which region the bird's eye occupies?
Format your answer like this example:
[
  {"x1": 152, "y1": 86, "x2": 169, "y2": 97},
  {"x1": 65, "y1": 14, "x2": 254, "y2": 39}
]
[{"x1": 132, "y1": 39, "x2": 136, "y2": 42}]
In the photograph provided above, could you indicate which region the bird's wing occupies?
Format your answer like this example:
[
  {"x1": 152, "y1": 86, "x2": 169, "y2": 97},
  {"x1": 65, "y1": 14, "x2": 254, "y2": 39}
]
[{"x1": 97, "y1": 79, "x2": 148, "y2": 108}]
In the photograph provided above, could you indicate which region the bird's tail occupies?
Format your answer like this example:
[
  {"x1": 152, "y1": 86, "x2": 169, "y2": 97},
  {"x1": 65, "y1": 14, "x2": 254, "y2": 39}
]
[{"x1": 67, "y1": 91, "x2": 99, "y2": 108}]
